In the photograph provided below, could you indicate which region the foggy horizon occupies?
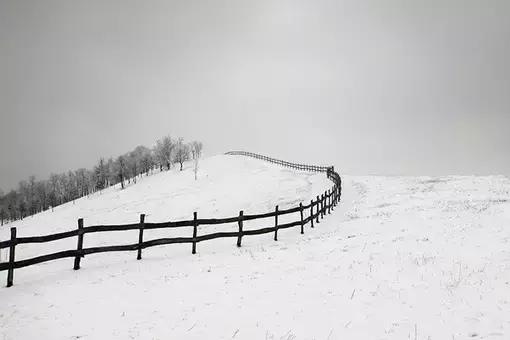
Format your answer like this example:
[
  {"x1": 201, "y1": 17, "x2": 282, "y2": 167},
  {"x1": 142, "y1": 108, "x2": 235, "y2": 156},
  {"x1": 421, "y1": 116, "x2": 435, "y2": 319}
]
[
  {"x1": 2, "y1": 2, "x2": 510, "y2": 338},
  {"x1": 1, "y1": 0, "x2": 510, "y2": 191}
]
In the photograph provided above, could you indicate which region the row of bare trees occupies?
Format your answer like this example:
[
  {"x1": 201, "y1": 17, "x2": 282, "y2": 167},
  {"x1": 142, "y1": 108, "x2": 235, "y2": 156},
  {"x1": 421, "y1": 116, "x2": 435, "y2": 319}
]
[{"x1": 0, "y1": 137, "x2": 203, "y2": 226}]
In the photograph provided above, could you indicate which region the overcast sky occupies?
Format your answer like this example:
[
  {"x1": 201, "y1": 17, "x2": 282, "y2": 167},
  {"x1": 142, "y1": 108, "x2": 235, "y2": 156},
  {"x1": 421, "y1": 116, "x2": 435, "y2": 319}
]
[{"x1": 1, "y1": 0, "x2": 509, "y2": 191}]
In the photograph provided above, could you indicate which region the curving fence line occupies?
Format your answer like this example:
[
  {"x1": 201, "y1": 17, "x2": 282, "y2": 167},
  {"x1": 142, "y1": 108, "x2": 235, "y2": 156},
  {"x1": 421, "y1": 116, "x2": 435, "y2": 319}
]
[{"x1": 0, "y1": 152, "x2": 342, "y2": 287}]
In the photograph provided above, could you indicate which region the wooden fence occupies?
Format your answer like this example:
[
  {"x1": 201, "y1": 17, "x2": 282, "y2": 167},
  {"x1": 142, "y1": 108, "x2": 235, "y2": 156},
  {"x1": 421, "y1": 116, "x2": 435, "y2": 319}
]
[{"x1": 0, "y1": 152, "x2": 342, "y2": 287}]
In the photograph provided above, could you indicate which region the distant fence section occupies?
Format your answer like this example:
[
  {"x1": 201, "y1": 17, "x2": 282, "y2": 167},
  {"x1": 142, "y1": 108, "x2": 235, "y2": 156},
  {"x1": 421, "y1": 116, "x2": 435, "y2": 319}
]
[{"x1": 0, "y1": 152, "x2": 342, "y2": 287}]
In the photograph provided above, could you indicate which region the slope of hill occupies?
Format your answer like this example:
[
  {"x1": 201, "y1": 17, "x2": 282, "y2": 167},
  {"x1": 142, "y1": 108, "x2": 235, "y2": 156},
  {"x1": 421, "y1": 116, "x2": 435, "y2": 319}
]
[
  {"x1": 0, "y1": 154, "x2": 331, "y2": 270},
  {"x1": 1, "y1": 156, "x2": 509, "y2": 339}
]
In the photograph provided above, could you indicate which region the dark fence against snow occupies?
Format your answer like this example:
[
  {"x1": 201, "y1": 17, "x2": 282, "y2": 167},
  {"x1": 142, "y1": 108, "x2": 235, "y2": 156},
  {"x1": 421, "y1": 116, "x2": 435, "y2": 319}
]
[{"x1": 0, "y1": 152, "x2": 342, "y2": 287}]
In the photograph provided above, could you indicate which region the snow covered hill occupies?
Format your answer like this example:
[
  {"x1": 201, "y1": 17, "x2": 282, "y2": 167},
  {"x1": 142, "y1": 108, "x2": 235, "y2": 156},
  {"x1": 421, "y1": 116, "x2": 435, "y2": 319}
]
[{"x1": 1, "y1": 156, "x2": 509, "y2": 339}]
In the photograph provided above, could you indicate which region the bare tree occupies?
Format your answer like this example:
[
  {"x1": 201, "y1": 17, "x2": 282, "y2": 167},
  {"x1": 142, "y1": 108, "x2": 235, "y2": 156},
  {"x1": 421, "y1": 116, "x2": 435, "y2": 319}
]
[
  {"x1": 57, "y1": 173, "x2": 69, "y2": 204},
  {"x1": 17, "y1": 180, "x2": 30, "y2": 219},
  {"x1": 66, "y1": 171, "x2": 78, "y2": 203},
  {"x1": 35, "y1": 180, "x2": 48, "y2": 212},
  {"x1": 154, "y1": 140, "x2": 165, "y2": 171},
  {"x1": 174, "y1": 138, "x2": 190, "y2": 171},
  {"x1": 28, "y1": 175, "x2": 37, "y2": 215},
  {"x1": 127, "y1": 145, "x2": 151, "y2": 183},
  {"x1": 106, "y1": 158, "x2": 114, "y2": 187},
  {"x1": 48, "y1": 174, "x2": 59, "y2": 211},
  {"x1": 0, "y1": 134, "x2": 202, "y2": 220},
  {"x1": 75, "y1": 168, "x2": 89, "y2": 197},
  {"x1": 140, "y1": 146, "x2": 154, "y2": 176},
  {"x1": 5, "y1": 190, "x2": 18, "y2": 221},
  {"x1": 154, "y1": 136, "x2": 175, "y2": 171},
  {"x1": 189, "y1": 141, "x2": 203, "y2": 180},
  {"x1": 94, "y1": 158, "x2": 109, "y2": 190},
  {"x1": 193, "y1": 156, "x2": 199, "y2": 180},
  {"x1": 87, "y1": 169, "x2": 96, "y2": 196},
  {"x1": 190, "y1": 141, "x2": 203, "y2": 159},
  {"x1": 127, "y1": 152, "x2": 138, "y2": 184},
  {"x1": 114, "y1": 155, "x2": 128, "y2": 189}
]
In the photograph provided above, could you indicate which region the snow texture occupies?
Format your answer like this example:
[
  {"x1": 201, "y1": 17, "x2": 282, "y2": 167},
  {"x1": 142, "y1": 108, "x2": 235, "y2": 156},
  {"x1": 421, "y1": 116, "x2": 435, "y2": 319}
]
[{"x1": 1, "y1": 155, "x2": 509, "y2": 340}]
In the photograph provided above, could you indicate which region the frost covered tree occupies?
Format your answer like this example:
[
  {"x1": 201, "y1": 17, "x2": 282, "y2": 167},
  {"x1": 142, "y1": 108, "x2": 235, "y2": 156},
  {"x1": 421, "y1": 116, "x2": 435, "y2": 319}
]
[
  {"x1": 17, "y1": 180, "x2": 30, "y2": 219},
  {"x1": 190, "y1": 141, "x2": 203, "y2": 159},
  {"x1": 48, "y1": 174, "x2": 60, "y2": 211},
  {"x1": 154, "y1": 139, "x2": 165, "y2": 171},
  {"x1": 114, "y1": 155, "x2": 128, "y2": 189},
  {"x1": 193, "y1": 156, "x2": 199, "y2": 180},
  {"x1": 5, "y1": 190, "x2": 18, "y2": 221},
  {"x1": 174, "y1": 138, "x2": 190, "y2": 171},
  {"x1": 127, "y1": 152, "x2": 138, "y2": 184},
  {"x1": 28, "y1": 175, "x2": 37, "y2": 215},
  {"x1": 66, "y1": 171, "x2": 79, "y2": 203},
  {"x1": 35, "y1": 180, "x2": 48, "y2": 212},
  {"x1": 57, "y1": 173, "x2": 69, "y2": 204},
  {"x1": 94, "y1": 158, "x2": 109, "y2": 190},
  {"x1": 0, "y1": 133, "x2": 202, "y2": 222},
  {"x1": 128, "y1": 145, "x2": 151, "y2": 182},
  {"x1": 140, "y1": 147, "x2": 154, "y2": 176},
  {"x1": 154, "y1": 136, "x2": 174, "y2": 170},
  {"x1": 106, "y1": 158, "x2": 114, "y2": 187},
  {"x1": 75, "y1": 168, "x2": 89, "y2": 197},
  {"x1": 189, "y1": 141, "x2": 203, "y2": 180}
]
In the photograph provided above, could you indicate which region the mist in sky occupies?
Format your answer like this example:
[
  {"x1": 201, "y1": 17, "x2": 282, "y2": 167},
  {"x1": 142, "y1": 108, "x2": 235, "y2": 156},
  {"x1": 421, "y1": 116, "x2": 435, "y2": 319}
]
[{"x1": 1, "y1": 0, "x2": 509, "y2": 191}]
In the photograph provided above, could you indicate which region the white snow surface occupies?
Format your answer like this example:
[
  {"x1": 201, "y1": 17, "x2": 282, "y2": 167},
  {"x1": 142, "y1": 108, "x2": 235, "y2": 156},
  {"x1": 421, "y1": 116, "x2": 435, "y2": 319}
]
[{"x1": 1, "y1": 155, "x2": 510, "y2": 340}]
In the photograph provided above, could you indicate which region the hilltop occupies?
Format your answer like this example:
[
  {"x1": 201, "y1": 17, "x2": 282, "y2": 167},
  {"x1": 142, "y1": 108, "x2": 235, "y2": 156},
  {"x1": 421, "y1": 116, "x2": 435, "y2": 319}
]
[{"x1": 1, "y1": 155, "x2": 509, "y2": 339}]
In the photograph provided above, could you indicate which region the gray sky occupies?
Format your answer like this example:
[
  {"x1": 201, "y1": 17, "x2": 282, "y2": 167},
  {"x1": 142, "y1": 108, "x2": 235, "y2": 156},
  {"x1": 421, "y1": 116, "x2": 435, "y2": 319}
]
[{"x1": 1, "y1": 0, "x2": 509, "y2": 191}]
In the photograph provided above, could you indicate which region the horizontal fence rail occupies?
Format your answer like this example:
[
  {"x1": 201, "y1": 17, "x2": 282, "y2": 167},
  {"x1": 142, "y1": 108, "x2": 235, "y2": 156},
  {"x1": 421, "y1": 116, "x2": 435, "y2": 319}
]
[{"x1": 0, "y1": 152, "x2": 342, "y2": 287}]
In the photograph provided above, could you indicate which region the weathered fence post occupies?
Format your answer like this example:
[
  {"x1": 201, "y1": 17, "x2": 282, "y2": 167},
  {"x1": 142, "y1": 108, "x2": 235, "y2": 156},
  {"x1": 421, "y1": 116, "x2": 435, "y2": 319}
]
[
  {"x1": 6, "y1": 227, "x2": 16, "y2": 287},
  {"x1": 237, "y1": 210, "x2": 243, "y2": 247},
  {"x1": 137, "y1": 214, "x2": 145, "y2": 260},
  {"x1": 328, "y1": 190, "x2": 332, "y2": 214},
  {"x1": 321, "y1": 194, "x2": 324, "y2": 219},
  {"x1": 192, "y1": 212, "x2": 198, "y2": 254},
  {"x1": 324, "y1": 191, "x2": 327, "y2": 213},
  {"x1": 310, "y1": 200, "x2": 314, "y2": 228},
  {"x1": 299, "y1": 202, "x2": 304, "y2": 234},
  {"x1": 324, "y1": 193, "x2": 327, "y2": 215},
  {"x1": 325, "y1": 191, "x2": 328, "y2": 215},
  {"x1": 274, "y1": 205, "x2": 279, "y2": 241},
  {"x1": 322, "y1": 191, "x2": 328, "y2": 216},
  {"x1": 338, "y1": 177, "x2": 342, "y2": 200},
  {"x1": 316, "y1": 195, "x2": 320, "y2": 223},
  {"x1": 73, "y1": 219, "x2": 84, "y2": 270}
]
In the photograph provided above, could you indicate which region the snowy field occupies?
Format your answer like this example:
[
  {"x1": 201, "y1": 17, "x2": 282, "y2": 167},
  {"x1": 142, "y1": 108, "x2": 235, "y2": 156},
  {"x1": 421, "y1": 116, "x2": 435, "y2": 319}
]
[{"x1": 1, "y1": 155, "x2": 509, "y2": 339}]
